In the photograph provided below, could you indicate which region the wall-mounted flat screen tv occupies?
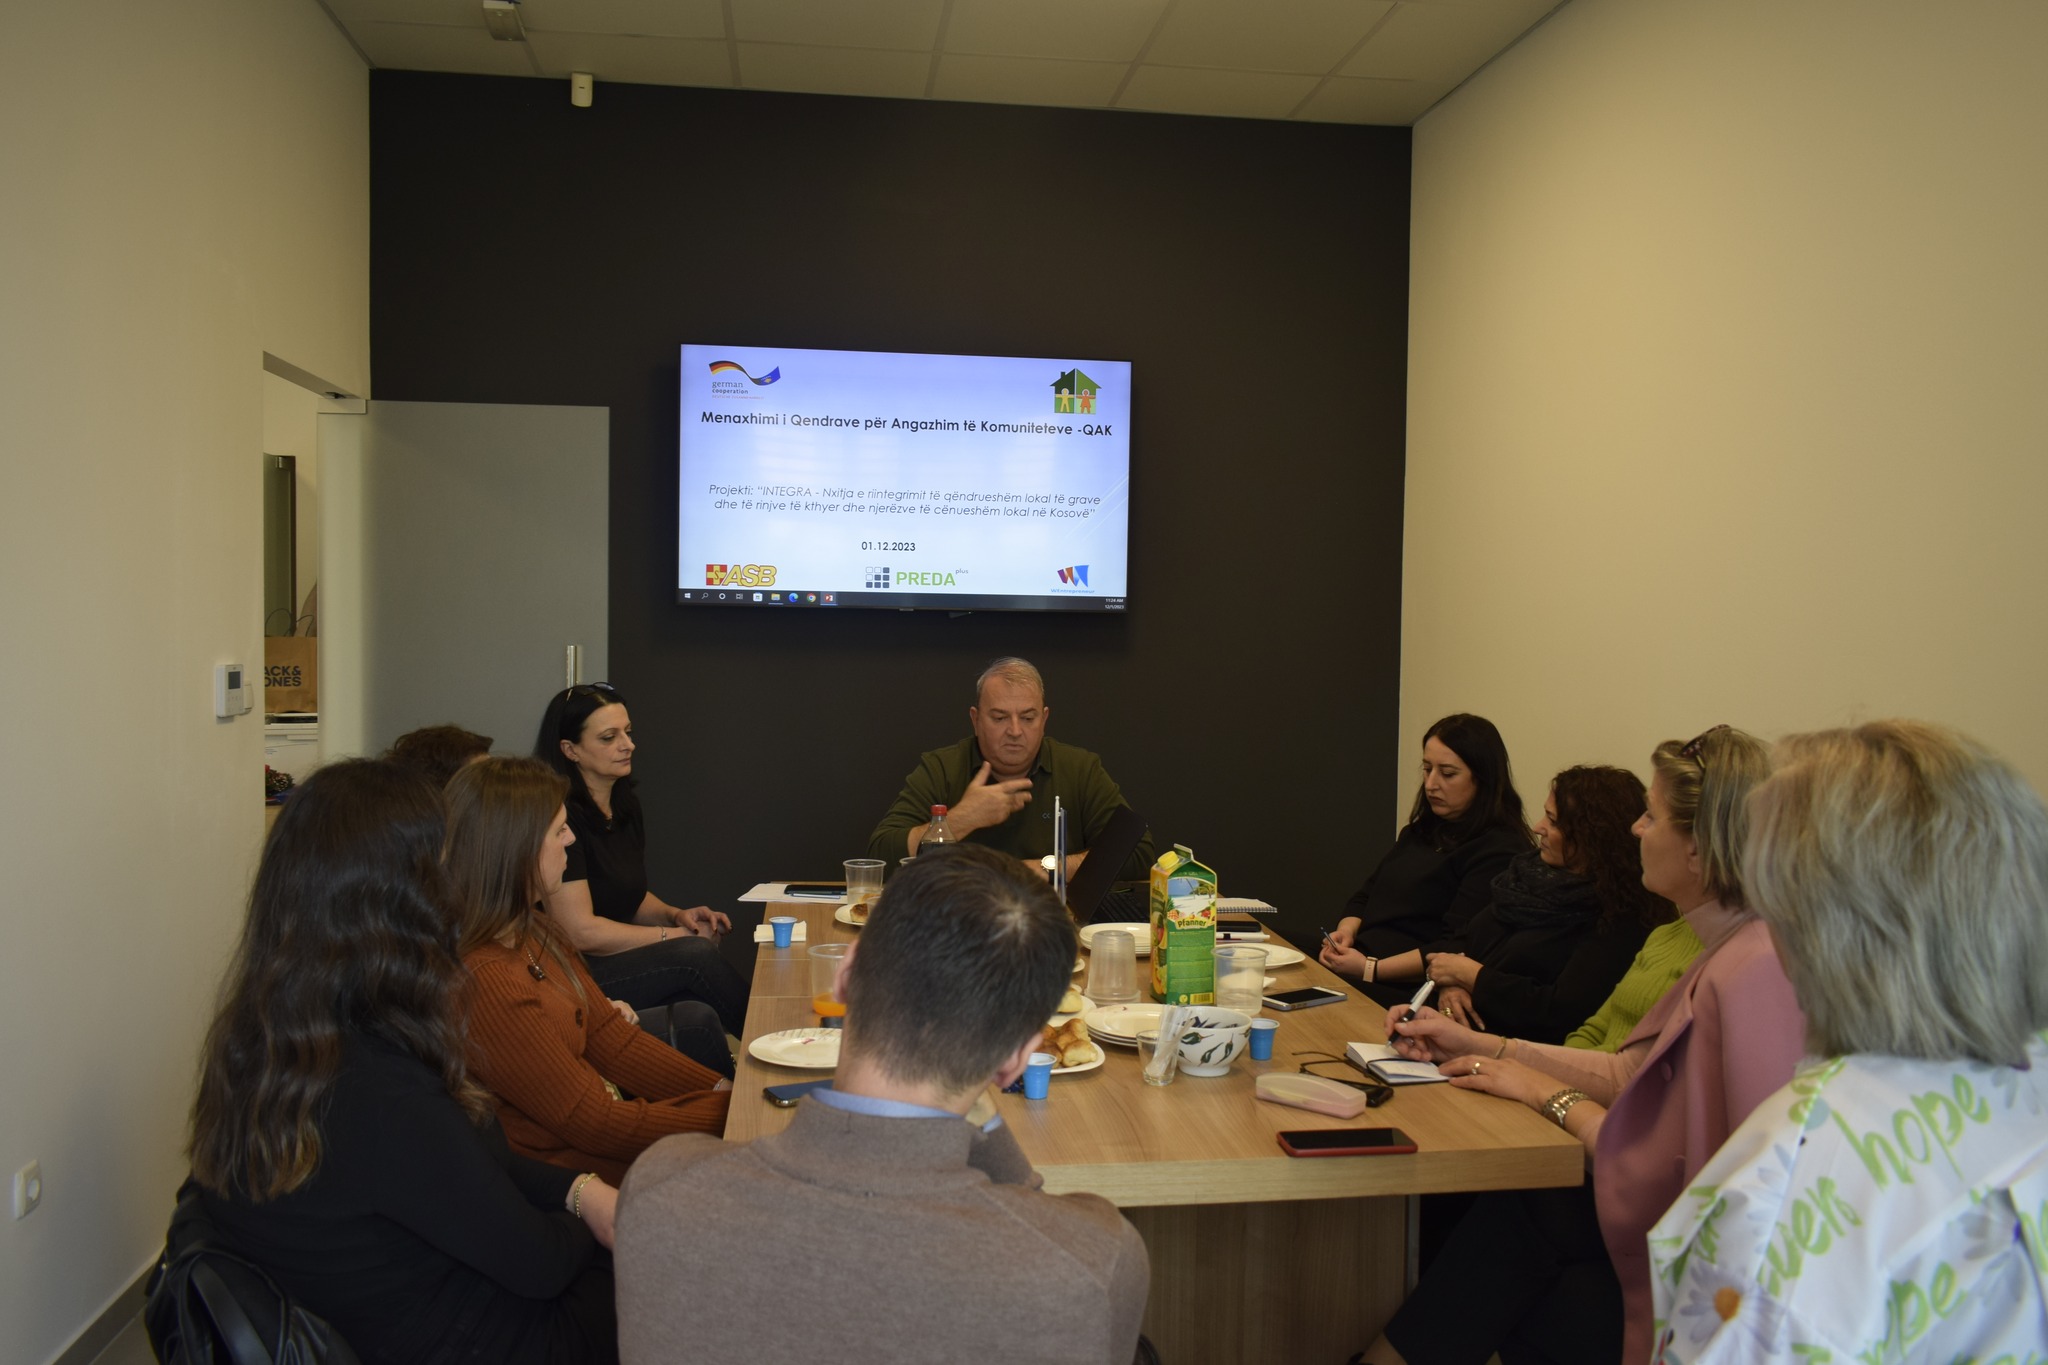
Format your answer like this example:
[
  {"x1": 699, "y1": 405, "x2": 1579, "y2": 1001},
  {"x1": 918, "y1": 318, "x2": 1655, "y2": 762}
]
[{"x1": 677, "y1": 343, "x2": 1130, "y2": 613}]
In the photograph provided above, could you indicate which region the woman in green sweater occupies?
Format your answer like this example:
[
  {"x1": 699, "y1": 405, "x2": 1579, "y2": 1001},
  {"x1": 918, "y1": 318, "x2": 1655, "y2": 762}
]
[{"x1": 1561, "y1": 916, "x2": 1703, "y2": 1051}]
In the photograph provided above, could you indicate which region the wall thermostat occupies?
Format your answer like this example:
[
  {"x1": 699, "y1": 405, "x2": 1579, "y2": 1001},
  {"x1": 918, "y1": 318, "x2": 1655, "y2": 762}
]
[{"x1": 215, "y1": 662, "x2": 254, "y2": 719}]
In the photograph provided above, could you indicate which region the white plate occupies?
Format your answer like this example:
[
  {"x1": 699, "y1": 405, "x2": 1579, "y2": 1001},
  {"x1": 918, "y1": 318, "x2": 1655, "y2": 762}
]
[
  {"x1": 1050, "y1": 992, "x2": 1094, "y2": 1022},
  {"x1": 1083, "y1": 1003, "x2": 1162, "y2": 1045},
  {"x1": 1073, "y1": 956, "x2": 1086, "y2": 974},
  {"x1": 1051, "y1": 1048, "x2": 1105, "y2": 1076},
  {"x1": 748, "y1": 1028, "x2": 841, "y2": 1069},
  {"x1": 833, "y1": 904, "x2": 872, "y2": 928},
  {"x1": 1257, "y1": 944, "x2": 1306, "y2": 968},
  {"x1": 1078, "y1": 923, "x2": 1151, "y2": 957}
]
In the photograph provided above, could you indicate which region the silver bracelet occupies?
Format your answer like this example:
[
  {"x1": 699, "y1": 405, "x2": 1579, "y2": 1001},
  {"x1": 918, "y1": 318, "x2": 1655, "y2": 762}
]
[{"x1": 1542, "y1": 1087, "x2": 1589, "y2": 1130}]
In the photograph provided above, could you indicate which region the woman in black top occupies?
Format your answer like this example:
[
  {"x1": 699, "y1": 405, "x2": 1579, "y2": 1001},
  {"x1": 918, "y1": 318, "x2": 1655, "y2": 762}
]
[
  {"x1": 535, "y1": 684, "x2": 749, "y2": 1053},
  {"x1": 188, "y1": 759, "x2": 618, "y2": 1365},
  {"x1": 1366, "y1": 765, "x2": 1671, "y2": 1042},
  {"x1": 1320, "y1": 714, "x2": 1531, "y2": 1006}
]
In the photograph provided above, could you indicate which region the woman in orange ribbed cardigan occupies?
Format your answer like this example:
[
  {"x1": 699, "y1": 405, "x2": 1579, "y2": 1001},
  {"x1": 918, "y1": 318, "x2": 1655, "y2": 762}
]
[{"x1": 447, "y1": 757, "x2": 730, "y2": 1184}]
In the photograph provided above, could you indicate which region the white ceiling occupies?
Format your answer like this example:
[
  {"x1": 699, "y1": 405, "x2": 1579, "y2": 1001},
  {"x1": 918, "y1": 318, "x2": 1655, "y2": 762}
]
[{"x1": 320, "y1": 0, "x2": 1565, "y2": 125}]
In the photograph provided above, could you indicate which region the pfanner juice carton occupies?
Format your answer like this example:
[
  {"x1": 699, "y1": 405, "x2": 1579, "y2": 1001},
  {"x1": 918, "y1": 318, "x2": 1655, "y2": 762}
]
[{"x1": 1149, "y1": 844, "x2": 1218, "y2": 1005}]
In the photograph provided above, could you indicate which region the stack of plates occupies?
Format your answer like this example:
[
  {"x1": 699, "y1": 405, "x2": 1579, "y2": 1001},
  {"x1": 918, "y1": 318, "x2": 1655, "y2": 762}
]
[{"x1": 1081, "y1": 1003, "x2": 1163, "y2": 1048}]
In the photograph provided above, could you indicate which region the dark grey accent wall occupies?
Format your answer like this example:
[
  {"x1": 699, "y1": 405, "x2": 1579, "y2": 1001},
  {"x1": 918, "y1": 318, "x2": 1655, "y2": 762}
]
[{"x1": 370, "y1": 72, "x2": 1410, "y2": 965}]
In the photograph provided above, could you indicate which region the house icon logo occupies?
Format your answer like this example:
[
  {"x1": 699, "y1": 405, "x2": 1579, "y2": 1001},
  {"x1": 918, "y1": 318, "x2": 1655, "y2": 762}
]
[{"x1": 1051, "y1": 368, "x2": 1100, "y2": 416}]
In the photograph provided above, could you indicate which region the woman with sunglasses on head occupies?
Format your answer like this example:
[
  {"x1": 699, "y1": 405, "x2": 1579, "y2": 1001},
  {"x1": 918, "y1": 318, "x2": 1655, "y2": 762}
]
[
  {"x1": 1352, "y1": 726, "x2": 1806, "y2": 1365},
  {"x1": 1407, "y1": 765, "x2": 1672, "y2": 1044},
  {"x1": 1650, "y1": 723, "x2": 2048, "y2": 1364},
  {"x1": 1321, "y1": 714, "x2": 1532, "y2": 1007},
  {"x1": 448, "y1": 757, "x2": 730, "y2": 1185},
  {"x1": 534, "y1": 684, "x2": 748, "y2": 1058},
  {"x1": 187, "y1": 760, "x2": 618, "y2": 1365}
]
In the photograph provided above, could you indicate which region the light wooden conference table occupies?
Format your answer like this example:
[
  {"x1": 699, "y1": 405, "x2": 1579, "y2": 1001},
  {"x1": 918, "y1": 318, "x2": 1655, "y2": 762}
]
[{"x1": 726, "y1": 898, "x2": 1582, "y2": 1365}]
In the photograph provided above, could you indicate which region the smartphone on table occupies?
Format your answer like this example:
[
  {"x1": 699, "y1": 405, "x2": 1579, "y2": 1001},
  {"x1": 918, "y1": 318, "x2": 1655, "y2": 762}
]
[
  {"x1": 764, "y1": 1079, "x2": 834, "y2": 1108},
  {"x1": 1276, "y1": 1127, "x2": 1417, "y2": 1158},
  {"x1": 1262, "y1": 986, "x2": 1347, "y2": 1012}
]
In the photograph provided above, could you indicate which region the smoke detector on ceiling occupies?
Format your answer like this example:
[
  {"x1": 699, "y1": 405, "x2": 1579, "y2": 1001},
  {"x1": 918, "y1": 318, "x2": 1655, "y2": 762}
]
[{"x1": 482, "y1": 0, "x2": 526, "y2": 42}]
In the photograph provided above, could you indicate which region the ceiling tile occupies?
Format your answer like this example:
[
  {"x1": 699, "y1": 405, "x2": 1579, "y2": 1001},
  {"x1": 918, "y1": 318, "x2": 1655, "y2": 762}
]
[
  {"x1": 521, "y1": 0, "x2": 727, "y2": 41},
  {"x1": 1143, "y1": 0, "x2": 1394, "y2": 74},
  {"x1": 1293, "y1": 75, "x2": 1449, "y2": 125},
  {"x1": 1117, "y1": 65, "x2": 1321, "y2": 121},
  {"x1": 349, "y1": 21, "x2": 540, "y2": 75},
  {"x1": 1342, "y1": 0, "x2": 1554, "y2": 82},
  {"x1": 526, "y1": 31, "x2": 734, "y2": 85},
  {"x1": 323, "y1": 0, "x2": 478, "y2": 27},
  {"x1": 943, "y1": 0, "x2": 1167, "y2": 64},
  {"x1": 731, "y1": 0, "x2": 946, "y2": 51},
  {"x1": 737, "y1": 43, "x2": 932, "y2": 99},
  {"x1": 930, "y1": 53, "x2": 1127, "y2": 109}
]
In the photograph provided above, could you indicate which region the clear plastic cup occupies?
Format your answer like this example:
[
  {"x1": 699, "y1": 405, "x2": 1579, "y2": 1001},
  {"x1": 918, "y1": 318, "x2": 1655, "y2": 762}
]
[
  {"x1": 1086, "y1": 929, "x2": 1141, "y2": 1004},
  {"x1": 1213, "y1": 944, "x2": 1269, "y2": 1015}
]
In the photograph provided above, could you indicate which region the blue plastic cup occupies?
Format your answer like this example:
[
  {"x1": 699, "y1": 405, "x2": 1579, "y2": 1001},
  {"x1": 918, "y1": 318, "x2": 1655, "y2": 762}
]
[
  {"x1": 1248, "y1": 1018, "x2": 1279, "y2": 1061},
  {"x1": 768, "y1": 916, "x2": 796, "y2": 948},
  {"x1": 1023, "y1": 1051, "x2": 1056, "y2": 1100}
]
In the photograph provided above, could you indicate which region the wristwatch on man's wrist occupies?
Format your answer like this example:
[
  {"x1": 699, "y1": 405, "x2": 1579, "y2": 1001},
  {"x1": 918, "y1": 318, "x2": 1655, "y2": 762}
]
[{"x1": 1040, "y1": 854, "x2": 1058, "y2": 872}]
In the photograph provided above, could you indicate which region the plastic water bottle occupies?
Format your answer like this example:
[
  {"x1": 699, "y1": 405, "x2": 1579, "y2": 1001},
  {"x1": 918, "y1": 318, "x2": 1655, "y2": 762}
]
[{"x1": 924, "y1": 804, "x2": 956, "y2": 849}]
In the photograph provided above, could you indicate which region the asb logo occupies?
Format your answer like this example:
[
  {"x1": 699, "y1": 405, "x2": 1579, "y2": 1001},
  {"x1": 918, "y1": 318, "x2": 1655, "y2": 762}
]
[
  {"x1": 1056, "y1": 565, "x2": 1090, "y2": 587},
  {"x1": 1050, "y1": 368, "x2": 1101, "y2": 416},
  {"x1": 707, "y1": 360, "x2": 781, "y2": 386},
  {"x1": 706, "y1": 563, "x2": 778, "y2": 588}
]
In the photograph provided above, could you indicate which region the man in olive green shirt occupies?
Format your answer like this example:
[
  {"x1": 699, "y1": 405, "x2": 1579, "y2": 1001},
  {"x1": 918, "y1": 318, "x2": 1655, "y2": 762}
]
[{"x1": 866, "y1": 658, "x2": 1153, "y2": 882}]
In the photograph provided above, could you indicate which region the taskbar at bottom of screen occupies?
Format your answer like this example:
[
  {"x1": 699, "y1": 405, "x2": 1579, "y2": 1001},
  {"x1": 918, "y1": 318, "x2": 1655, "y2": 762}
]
[{"x1": 675, "y1": 589, "x2": 1126, "y2": 613}]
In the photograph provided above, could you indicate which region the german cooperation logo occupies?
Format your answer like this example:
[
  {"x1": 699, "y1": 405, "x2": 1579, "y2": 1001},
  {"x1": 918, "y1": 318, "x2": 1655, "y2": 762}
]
[{"x1": 708, "y1": 359, "x2": 781, "y2": 400}]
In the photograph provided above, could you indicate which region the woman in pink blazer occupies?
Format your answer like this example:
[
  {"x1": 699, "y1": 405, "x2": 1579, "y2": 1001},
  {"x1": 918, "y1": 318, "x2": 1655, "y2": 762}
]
[{"x1": 1352, "y1": 726, "x2": 1806, "y2": 1365}]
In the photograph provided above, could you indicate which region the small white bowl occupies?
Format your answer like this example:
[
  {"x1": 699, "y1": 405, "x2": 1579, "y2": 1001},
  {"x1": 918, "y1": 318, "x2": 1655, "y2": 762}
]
[{"x1": 1174, "y1": 1007, "x2": 1253, "y2": 1076}]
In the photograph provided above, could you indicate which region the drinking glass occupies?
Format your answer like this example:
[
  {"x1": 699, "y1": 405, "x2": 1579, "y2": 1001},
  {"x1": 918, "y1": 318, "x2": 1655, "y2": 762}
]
[
  {"x1": 809, "y1": 943, "x2": 850, "y2": 1026},
  {"x1": 1085, "y1": 929, "x2": 1141, "y2": 1004},
  {"x1": 1136, "y1": 1029, "x2": 1178, "y2": 1086},
  {"x1": 843, "y1": 858, "x2": 884, "y2": 920},
  {"x1": 1212, "y1": 944, "x2": 1269, "y2": 1015}
]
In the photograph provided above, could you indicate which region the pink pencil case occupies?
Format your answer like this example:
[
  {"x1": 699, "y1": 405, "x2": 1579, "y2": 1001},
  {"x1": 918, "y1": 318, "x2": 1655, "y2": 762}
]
[{"x1": 1253, "y1": 1072, "x2": 1371, "y2": 1119}]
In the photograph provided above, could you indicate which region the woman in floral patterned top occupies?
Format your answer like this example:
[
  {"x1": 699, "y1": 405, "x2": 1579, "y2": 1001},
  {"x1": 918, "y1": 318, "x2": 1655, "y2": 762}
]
[{"x1": 1650, "y1": 720, "x2": 2048, "y2": 1363}]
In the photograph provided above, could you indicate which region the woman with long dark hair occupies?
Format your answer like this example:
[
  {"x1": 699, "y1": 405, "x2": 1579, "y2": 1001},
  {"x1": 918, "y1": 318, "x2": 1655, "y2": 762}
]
[
  {"x1": 188, "y1": 759, "x2": 617, "y2": 1365},
  {"x1": 1412, "y1": 765, "x2": 1672, "y2": 1043},
  {"x1": 1321, "y1": 714, "x2": 1531, "y2": 1006},
  {"x1": 533, "y1": 684, "x2": 748, "y2": 1049},
  {"x1": 449, "y1": 757, "x2": 729, "y2": 1185}
]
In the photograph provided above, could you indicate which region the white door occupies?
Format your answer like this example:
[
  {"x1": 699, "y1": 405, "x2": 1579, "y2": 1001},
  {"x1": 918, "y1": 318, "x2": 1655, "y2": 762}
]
[{"x1": 318, "y1": 400, "x2": 609, "y2": 759}]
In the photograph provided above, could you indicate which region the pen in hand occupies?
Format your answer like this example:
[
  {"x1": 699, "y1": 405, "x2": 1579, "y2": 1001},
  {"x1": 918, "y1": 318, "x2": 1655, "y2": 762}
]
[{"x1": 1395, "y1": 978, "x2": 1436, "y2": 1028}]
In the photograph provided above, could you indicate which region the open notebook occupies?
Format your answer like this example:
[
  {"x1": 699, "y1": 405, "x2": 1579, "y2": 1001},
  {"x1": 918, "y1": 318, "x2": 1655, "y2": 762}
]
[{"x1": 1346, "y1": 1040, "x2": 1448, "y2": 1085}]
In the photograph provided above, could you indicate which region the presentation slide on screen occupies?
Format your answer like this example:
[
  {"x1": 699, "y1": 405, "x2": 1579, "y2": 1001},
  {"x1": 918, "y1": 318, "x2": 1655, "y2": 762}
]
[{"x1": 677, "y1": 343, "x2": 1130, "y2": 611}]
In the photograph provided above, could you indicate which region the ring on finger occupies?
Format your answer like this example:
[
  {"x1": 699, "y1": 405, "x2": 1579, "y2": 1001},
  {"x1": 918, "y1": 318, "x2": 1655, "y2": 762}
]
[{"x1": 1472, "y1": 1061, "x2": 1483, "y2": 1076}]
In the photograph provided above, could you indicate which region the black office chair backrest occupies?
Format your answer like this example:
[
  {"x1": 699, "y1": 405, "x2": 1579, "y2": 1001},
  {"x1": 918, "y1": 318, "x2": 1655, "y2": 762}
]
[{"x1": 144, "y1": 1178, "x2": 361, "y2": 1365}]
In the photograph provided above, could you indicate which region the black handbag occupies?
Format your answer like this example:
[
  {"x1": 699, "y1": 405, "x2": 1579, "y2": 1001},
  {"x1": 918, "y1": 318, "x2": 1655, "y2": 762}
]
[{"x1": 143, "y1": 1179, "x2": 361, "y2": 1365}]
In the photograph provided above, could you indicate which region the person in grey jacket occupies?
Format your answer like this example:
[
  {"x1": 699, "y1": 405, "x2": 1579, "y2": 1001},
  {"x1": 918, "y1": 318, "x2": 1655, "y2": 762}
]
[{"x1": 614, "y1": 843, "x2": 1150, "y2": 1365}]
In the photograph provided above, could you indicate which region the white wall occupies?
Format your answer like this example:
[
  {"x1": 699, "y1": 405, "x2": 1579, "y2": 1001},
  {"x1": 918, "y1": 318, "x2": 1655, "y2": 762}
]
[
  {"x1": 0, "y1": 3, "x2": 368, "y2": 1360},
  {"x1": 1402, "y1": 0, "x2": 2048, "y2": 805}
]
